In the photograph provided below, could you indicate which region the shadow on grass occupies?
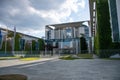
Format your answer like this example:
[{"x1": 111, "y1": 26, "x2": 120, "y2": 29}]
[
  {"x1": 102, "y1": 58, "x2": 120, "y2": 60},
  {"x1": 59, "y1": 55, "x2": 79, "y2": 60}
]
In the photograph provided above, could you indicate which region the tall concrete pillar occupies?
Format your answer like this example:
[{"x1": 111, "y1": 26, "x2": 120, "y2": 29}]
[
  {"x1": 76, "y1": 39, "x2": 79, "y2": 54},
  {"x1": 74, "y1": 27, "x2": 76, "y2": 38}
]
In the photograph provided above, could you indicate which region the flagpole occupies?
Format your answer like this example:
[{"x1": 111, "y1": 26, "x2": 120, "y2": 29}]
[
  {"x1": 13, "y1": 26, "x2": 16, "y2": 54},
  {"x1": 0, "y1": 28, "x2": 3, "y2": 49},
  {"x1": 5, "y1": 26, "x2": 8, "y2": 54}
]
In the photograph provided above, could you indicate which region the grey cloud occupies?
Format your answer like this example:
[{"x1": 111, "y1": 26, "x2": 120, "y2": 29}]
[
  {"x1": 29, "y1": 0, "x2": 65, "y2": 10},
  {"x1": 0, "y1": 0, "x2": 65, "y2": 28},
  {"x1": 0, "y1": 0, "x2": 30, "y2": 24},
  {"x1": 0, "y1": 0, "x2": 50, "y2": 29}
]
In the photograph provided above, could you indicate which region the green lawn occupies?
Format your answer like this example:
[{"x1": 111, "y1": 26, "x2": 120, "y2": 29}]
[
  {"x1": 0, "y1": 57, "x2": 20, "y2": 60},
  {"x1": 20, "y1": 57, "x2": 40, "y2": 61},
  {"x1": 59, "y1": 55, "x2": 79, "y2": 60},
  {"x1": 0, "y1": 56, "x2": 40, "y2": 61}
]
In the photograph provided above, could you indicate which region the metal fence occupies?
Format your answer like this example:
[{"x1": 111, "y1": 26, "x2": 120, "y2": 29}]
[
  {"x1": 94, "y1": 49, "x2": 120, "y2": 58},
  {"x1": 0, "y1": 51, "x2": 14, "y2": 57},
  {"x1": 0, "y1": 51, "x2": 58, "y2": 58},
  {"x1": 0, "y1": 49, "x2": 120, "y2": 58}
]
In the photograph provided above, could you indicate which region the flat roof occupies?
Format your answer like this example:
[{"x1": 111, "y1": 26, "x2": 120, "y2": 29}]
[
  {"x1": 46, "y1": 20, "x2": 90, "y2": 29},
  {"x1": 0, "y1": 27, "x2": 40, "y2": 39}
]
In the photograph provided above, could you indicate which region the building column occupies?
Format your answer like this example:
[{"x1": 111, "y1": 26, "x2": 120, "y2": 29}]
[
  {"x1": 74, "y1": 27, "x2": 76, "y2": 38},
  {"x1": 76, "y1": 39, "x2": 79, "y2": 54}
]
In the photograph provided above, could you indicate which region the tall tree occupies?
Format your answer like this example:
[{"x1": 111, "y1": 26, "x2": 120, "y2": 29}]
[
  {"x1": 32, "y1": 40, "x2": 36, "y2": 51},
  {"x1": 38, "y1": 39, "x2": 45, "y2": 51},
  {"x1": 6, "y1": 31, "x2": 21, "y2": 51},
  {"x1": 6, "y1": 31, "x2": 13, "y2": 51},
  {"x1": 14, "y1": 33, "x2": 21, "y2": 51},
  {"x1": 25, "y1": 41, "x2": 31, "y2": 51},
  {"x1": 0, "y1": 41, "x2": 5, "y2": 51}
]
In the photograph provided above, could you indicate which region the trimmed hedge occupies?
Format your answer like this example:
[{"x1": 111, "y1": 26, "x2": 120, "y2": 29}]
[{"x1": 95, "y1": 0, "x2": 112, "y2": 58}]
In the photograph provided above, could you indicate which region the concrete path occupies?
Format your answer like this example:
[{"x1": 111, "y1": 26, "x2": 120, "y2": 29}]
[
  {"x1": 0, "y1": 58, "x2": 120, "y2": 80},
  {"x1": 0, "y1": 57, "x2": 58, "y2": 68}
]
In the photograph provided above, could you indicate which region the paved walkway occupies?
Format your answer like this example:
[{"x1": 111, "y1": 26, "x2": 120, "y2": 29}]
[
  {"x1": 0, "y1": 58, "x2": 120, "y2": 80},
  {"x1": 0, "y1": 57, "x2": 58, "y2": 68}
]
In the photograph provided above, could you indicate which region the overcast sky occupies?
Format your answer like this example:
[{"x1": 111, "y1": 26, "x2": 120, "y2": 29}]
[{"x1": 0, "y1": 0, "x2": 90, "y2": 38}]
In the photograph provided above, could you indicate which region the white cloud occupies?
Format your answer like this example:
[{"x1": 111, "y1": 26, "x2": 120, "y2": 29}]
[
  {"x1": 0, "y1": 0, "x2": 88, "y2": 38},
  {"x1": 21, "y1": 28, "x2": 45, "y2": 38},
  {"x1": 68, "y1": 18, "x2": 74, "y2": 22},
  {"x1": 27, "y1": 0, "x2": 86, "y2": 23}
]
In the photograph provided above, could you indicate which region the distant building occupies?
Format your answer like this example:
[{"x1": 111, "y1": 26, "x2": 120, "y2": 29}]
[
  {"x1": 45, "y1": 21, "x2": 92, "y2": 54},
  {"x1": 108, "y1": 0, "x2": 120, "y2": 42},
  {"x1": 0, "y1": 27, "x2": 40, "y2": 51}
]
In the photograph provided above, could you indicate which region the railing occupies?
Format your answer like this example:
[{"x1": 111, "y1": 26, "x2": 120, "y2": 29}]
[
  {"x1": 0, "y1": 51, "x2": 14, "y2": 57},
  {"x1": 0, "y1": 51, "x2": 58, "y2": 58},
  {"x1": 0, "y1": 49, "x2": 120, "y2": 58}
]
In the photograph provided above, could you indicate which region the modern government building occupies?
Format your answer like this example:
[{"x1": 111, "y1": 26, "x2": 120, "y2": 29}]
[
  {"x1": 45, "y1": 21, "x2": 92, "y2": 54},
  {"x1": 45, "y1": 0, "x2": 120, "y2": 54}
]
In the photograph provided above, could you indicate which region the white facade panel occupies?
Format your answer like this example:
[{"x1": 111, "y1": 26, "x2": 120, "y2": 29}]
[
  {"x1": 79, "y1": 27, "x2": 85, "y2": 37},
  {"x1": 51, "y1": 30, "x2": 54, "y2": 39}
]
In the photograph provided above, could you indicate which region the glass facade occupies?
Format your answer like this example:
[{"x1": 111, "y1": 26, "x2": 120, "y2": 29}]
[
  {"x1": 66, "y1": 28, "x2": 72, "y2": 38},
  {"x1": 62, "y1": 41, "x2": 72, "y2": 48},
  {"x1": 109, "y1": 0, "x2": 119, "y2": 42}
]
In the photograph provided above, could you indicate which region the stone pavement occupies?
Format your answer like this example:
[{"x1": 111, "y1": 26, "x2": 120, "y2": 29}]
[{"x1": 0, "y1": 58, "x2": 120, "y2": 80}]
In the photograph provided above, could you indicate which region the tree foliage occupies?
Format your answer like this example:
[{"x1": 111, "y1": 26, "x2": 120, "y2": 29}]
[
  {"x1": 0, "y1": 41, "x2": 5, "y2": 51},
  {"x1": 95, "y1": 0, "x2": 112, "y2": 57},
  {"x1": 112, "y1": 42, "x2": 120, "y2": 49},
  {"x1": 38, "y1": 39, "x2": 45, "y2": 51},
  {"x1": 0, "y1": 30, "x2": 45, "y2": 52},
  {"x1": 25, "y1": 41, "x2": 31, "y2": 51},
  {"x1": 32, "y1": 40, "x2": 36, "y2": 51},
  {"x1": 14, "y1": 33, "x2": 21, "y2": 51}
]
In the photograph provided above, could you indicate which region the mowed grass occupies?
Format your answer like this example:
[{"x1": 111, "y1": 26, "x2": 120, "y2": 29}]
[
  {"x1": 0, "y1": 57, "x2": 20, "y2": 60},
  {"x1": 77, "y1": 54, "x2": 93, "y2": 59},
  {"x1": 0, "y1": 56, "x2": 40, "y2": 61},
  {"x1": 20, "y1": 57, "x2": 40, "y2": 61},
  {"x1": 59, "y1": 55, "x2": 79, "y2": 60}
]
